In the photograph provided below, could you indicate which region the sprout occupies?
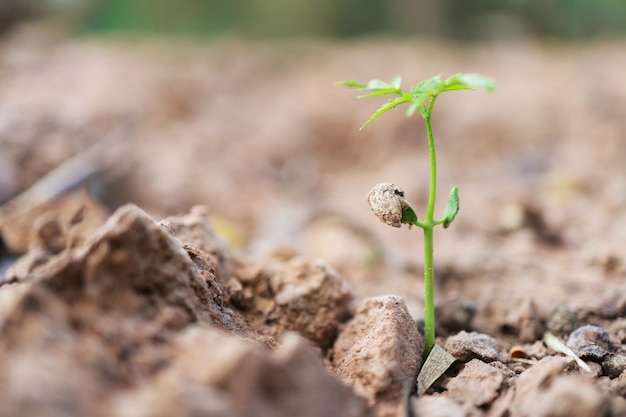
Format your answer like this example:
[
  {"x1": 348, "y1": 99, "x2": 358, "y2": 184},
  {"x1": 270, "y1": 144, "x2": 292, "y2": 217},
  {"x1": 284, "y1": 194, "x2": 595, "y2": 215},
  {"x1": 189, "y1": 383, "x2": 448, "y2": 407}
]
[{"x1": 339, "y1": 73, "x2": 494, "y2": 357}]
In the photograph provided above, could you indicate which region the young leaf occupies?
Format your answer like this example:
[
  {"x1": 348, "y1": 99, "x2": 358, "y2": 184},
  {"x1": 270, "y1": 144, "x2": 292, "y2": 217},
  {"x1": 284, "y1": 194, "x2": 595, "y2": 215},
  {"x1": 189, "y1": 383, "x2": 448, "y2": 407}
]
[
  {"x1": 442, "y1": 186, "x2": 460, "y2": 228},
  {"x1": 366, "y1": 79, "x2": 393, "y2": 89},
  {"x1": 417, "y1": 75, "x2": 444, "y2": 96},
  {"x1": 443, "y1": 73, "x2": 496, "y2": 93},
  {"x1": 401, "y1": 205, "x2": 418, "y2": 226},
  {"x1": 335, "y1": 80, "x2": 367, "y2": 89},
  {"x1": 358, "y1": 88, "x2": 403, "y2": 99},
  {"x1": 389, "y1": 75, "x2": 402, "y2": 90},
  {"x1": 360, "y1": 96, "x2": 410, "y2": 130},
  {"x1": 407, "y1": 92, "x2": 428, "y2": 117},
  {"x1": 364, "y1": 75, "x2": 403, "y2": 91}
]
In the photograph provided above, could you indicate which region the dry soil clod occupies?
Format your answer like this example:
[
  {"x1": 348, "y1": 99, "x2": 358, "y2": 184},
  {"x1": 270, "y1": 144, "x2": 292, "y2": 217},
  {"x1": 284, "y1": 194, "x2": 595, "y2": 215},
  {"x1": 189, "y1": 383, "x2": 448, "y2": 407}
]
[{"x1": 330, "y1": 295, "x2": 424, "y2": 417}]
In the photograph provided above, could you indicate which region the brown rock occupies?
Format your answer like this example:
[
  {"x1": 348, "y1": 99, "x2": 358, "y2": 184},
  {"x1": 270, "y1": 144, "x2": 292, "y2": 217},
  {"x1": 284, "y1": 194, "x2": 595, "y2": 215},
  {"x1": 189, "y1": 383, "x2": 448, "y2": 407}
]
[
  {"x1": 583, "y1": 292, "x2": 626, "y2": 320},
  {"x1": 603, "y1": 354, "x2": 626, "y2": 378},
  {"x1": 230, "y1": 256, "x2": 355, "y2": 350},
  {"x1": 0, "y1": 204, "x2": 259, "y2": 415},
  {"x1": 445, "y1": 331, "x2": 500, "y2": 363},
  {"x1": 547, "y1": 304, "x2": 579, "y2": 336},
  {"x1": 0, "y1": 190, "x2": 109, "y2": 255},
  {"x1": 609, "y1": 395, "x2": 626, "y2": 417},
  {"x1": 160, "y1": 205, "x2": 233, "y2": 281},
  {"x1": 566, "y1": 325, "x2": 611, "y2": 362},
  {"x1": 486, "y1": 389, "x2": 515, "y2": 417},
  {"x1": 512, "y1": 374, "x2": 609, "y2": 417},
  {"x1": 445, "y1": 359, "x2": 505, "y2": 407},
  {"x1": 411, "y1": 395, "x2": 467, "y2": 417},
  {"x1": 3, "y1": 192, "x2": 110, "y2": 283},
  {"x1": 331, "y1": 295, "x2": 424, "y2": 416},
  {"x1": 112, "y1": 328, "x2": 371, "y2": 417},
  {"x1": 512, "y1": 356, "x2": 569, "y2": 404},
  {"x1": 503, "y1": 299, "x2": 546, "y2": 343},
  {"x1": 0, "y1": 204, "x2": 373, "y2": 417},
  {"x1": 508, "y1": 356, "x2": 610, "y2": 417}
]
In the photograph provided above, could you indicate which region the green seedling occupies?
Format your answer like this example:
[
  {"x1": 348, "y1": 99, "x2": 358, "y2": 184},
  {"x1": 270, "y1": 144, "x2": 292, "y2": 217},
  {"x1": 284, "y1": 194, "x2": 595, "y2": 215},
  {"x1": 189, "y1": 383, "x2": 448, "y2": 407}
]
[{"x1": 337, "y1": 73, "x2": 495, "y2": 357}]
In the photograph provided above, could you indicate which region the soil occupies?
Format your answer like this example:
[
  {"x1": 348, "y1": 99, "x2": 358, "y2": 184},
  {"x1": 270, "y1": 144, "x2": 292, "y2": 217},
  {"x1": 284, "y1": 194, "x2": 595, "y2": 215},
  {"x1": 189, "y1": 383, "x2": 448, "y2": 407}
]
[{"x1": 0, "y1": 27, "x2": 625, "y2": 416}]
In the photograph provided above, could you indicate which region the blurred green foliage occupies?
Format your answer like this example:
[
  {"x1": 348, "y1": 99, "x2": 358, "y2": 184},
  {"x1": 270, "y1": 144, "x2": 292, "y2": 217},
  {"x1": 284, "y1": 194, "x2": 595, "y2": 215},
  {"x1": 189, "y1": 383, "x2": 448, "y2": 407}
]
[{"x1": 49, "y1": 0, "x2": 626, "y2": 39}]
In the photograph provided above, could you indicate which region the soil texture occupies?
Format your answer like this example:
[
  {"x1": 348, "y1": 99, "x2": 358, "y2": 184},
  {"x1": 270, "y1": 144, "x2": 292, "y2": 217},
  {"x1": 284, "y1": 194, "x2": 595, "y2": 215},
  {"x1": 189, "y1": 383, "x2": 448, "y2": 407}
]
[{"x1": 1, "y1": 30, "x2": 625, "y2": 416}]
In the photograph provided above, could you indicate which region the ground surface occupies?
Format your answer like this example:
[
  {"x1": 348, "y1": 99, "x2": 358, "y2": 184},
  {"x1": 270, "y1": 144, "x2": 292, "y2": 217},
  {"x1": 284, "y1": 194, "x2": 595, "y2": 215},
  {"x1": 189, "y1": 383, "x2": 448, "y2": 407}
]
[{"x1": 0, "y1": 28, "x2": 625, "y2": 416}]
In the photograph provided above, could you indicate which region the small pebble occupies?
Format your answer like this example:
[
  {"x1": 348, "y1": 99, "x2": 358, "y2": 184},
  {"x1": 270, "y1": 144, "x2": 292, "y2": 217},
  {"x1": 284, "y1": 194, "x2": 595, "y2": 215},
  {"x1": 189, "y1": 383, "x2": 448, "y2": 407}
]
[
  {"x1": 602, "y1": 354, "x2": 626, "y2": 378},
  {"x1": 445, "y1": 359, "x2": 504, "y2": 407},
  {"x1": 444, "y1": 331, "x2": 499, "y2": 363},
  {"x1": 566, "y1": 325, "x2": 611, "y2": 362},
  {"x1": 547, "y1": 304, "x2": 579, "y2": 336}
]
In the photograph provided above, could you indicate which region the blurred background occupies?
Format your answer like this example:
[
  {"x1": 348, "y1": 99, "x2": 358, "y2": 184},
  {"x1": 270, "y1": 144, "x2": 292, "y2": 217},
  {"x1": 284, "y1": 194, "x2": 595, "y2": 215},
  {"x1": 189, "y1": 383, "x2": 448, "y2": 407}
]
[
  {"x1": 3, "y1": 0, "x2": 626, "y2": 39},
  {"x1": 1, "y1": 0, "x2": 626, "y2": 309}
]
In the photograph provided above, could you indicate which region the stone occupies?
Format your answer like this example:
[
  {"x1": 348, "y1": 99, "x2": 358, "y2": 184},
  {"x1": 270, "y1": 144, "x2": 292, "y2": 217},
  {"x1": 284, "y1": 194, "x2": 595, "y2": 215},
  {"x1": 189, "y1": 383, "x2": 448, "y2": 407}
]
[
  {"x1": 445, "y1": 359, "x2": 505, "y2": 407},
  {"x1": 503, "y1": 299, "x2": 546, "y2": 343},
  {"x1": 603, "y1": 354, "x2": 626, "y2": 378},
  {"x1": 111, "y1": 328, "x2": 372, "y2": 417},
  {"x1": 512, "y1": 356, "x2": 569, "y2": 405},
  {"x1": 512, "y1": 374, "x2": 609, "y2": 417},
  {"x1": 331, "y1": 295, "x2": 424, "y2": 416},
  {"x1": 546, "y1": 304, "x2": 579, "y2": 336},
  {"x1": 0, "y1": 205, "x2": 257, "y2": 415},
  {"x1": 508, "y1": 356, "x2": 611, "y2": 417},
  {"x1": 229, "y1": 256, "x2": 355, "y2": 350},
  {"x1": 445, "y1": 331, "x2": 500, "y2": 363},
  {"x1": 566, "y1": 325, "x2": 611, "y2": 362},
  {"x1": 411, "y1": 395, "x2": 466, "y2": 417},
  {"x1": 160, "y1": 205, "x2": 233, "y2": 282},
  {"x1": 0, "y1": 205, "x2": 369, "y2": 417}
]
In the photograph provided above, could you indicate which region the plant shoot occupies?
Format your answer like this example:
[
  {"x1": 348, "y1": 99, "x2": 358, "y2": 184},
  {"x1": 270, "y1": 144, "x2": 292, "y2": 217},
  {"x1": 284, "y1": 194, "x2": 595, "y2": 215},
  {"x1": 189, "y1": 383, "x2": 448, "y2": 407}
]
[{"x1": 338, "y1": 73, "x2": 495, "y2": 357}]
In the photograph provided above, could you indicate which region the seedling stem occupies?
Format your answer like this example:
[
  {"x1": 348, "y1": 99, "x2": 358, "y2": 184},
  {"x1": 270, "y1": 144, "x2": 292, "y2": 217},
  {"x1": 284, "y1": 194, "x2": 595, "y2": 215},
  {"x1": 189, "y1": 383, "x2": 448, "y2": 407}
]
[{"x1": 338, "y1": 73, "x2": 495, "y2": 357}]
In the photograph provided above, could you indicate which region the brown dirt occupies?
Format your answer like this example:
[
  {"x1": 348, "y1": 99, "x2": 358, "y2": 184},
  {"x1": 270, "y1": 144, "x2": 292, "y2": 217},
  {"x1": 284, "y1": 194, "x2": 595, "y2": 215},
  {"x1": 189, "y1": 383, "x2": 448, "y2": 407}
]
[{"x1": 0, "y1": 28, "x2": 625, "y2": 416}]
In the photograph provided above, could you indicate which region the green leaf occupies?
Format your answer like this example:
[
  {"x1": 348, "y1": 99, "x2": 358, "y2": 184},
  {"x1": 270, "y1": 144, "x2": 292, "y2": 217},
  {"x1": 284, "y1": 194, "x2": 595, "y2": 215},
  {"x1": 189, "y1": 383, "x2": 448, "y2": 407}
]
[
  {"x1": 416, "y1": 75, "x2": 444, "y2": 96},
  {"x1": 365, "y1": 79, "x2": 395, "y2": 90},
  {"x1": 405, "y1": 102, "x2": 420, "y2": 117},
  {"x1": 407, "y1": 92, "x2": 428, "y2": 117},
  {"x1": 338, "y1": 73, "x2": 496, "y2": 129},
  {"x1": 361, "y1": 77, "x2": 403, "y2": 95},
  {"x1": 442, "y1": 186, "x2": 460, "y2": 228},
  {"x1": 335, "y1": 80, "x2": 367, "y2": 89},
  {"x1": 401, "y1": 205, "x2": 418, "y2": 226},
  {"x1": 390, "y1": 75, "x2": 402, "y2": 89},
  {"x1": 360, "y1": 96, "x2": 410, "y2": 130},
  {"x1": 443, "y1": 73, "x2": 496, "y2": 93},
  {"x1": 358, "y1": 88, "x2": 402, "y2": 98}
]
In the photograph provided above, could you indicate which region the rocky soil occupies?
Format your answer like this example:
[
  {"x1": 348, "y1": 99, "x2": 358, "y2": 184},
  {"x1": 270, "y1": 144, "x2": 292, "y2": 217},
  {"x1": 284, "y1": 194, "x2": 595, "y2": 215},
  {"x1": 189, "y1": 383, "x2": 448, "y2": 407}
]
[{"x1": 0, "y1": 28, "x2": 625, "y2": 416}]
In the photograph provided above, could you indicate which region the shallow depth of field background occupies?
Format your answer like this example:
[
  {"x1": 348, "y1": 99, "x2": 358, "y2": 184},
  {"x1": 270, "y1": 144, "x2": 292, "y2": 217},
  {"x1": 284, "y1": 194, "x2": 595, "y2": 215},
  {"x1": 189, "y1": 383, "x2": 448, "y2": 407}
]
[
  {"x1": 21, "y1": 0, "x2": 626, "y2": 39},
  {"x1": 1, "y1": 0, "x2": 626, "y2": 308}
]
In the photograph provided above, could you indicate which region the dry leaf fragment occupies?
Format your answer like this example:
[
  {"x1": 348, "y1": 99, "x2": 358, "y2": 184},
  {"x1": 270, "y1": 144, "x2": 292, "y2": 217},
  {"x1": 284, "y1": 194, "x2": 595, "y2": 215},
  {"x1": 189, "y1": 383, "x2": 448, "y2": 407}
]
[
  {"x1": 416, "y1": 344, "x2": 457, "y2": 396},
  {"x1": 543, "y1": 331, "x2": 592, "y2": 373}
]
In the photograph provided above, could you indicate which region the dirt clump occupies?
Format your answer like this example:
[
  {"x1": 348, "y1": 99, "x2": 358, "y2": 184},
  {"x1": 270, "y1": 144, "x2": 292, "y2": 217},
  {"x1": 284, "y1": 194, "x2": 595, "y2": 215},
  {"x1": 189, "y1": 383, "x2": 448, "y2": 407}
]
[
  {"x1": 2, "y1": 37, "x2": 626, "y2": 416},
  {"x1": 330, "y1": 295, "x2": 424, "y2": 416},
  {"x1": 0, "y1": 204, "x2": 371, "y2": 416}
]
